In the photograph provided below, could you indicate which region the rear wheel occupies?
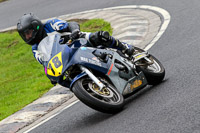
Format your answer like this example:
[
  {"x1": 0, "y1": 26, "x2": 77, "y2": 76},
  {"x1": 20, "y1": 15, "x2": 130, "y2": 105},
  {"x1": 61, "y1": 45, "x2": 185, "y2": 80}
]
[
  {"x1": 134, "y1": 47, "x2": 165, "y2": 85},
  {"x1": 136, "y1": 55, "x2": 165, "y2": 85},
  {"x1": 72, "y1": 77, "x2": 124, "y2": 114}
]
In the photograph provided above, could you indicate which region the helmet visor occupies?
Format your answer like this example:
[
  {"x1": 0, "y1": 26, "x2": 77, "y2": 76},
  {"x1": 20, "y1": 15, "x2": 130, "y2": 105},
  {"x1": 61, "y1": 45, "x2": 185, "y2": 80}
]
[{"x1": 20, "y1": 28, "x2": 37, "y2": 43}]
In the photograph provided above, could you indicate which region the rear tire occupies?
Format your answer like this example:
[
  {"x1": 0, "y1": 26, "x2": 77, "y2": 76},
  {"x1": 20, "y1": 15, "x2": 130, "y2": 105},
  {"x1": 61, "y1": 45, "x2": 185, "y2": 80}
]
[
  {"x1": 136, "y1": 55, "x2": 165, "y2": 85},
  {"x1": 72, "y1": 77, "x2": 124, "y2": 114}
]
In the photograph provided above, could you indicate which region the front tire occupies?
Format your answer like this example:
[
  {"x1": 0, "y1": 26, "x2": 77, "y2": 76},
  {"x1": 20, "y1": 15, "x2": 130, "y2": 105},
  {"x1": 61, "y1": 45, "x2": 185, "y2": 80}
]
[{"x1": 72, "y1": 77, "x2": 124, "y2": 114}]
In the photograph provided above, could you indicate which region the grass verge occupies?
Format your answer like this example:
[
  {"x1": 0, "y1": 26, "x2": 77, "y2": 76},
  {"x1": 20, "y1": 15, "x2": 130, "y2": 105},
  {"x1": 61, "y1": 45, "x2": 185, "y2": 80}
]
[
  {"x1": 0, "y1": 0, "x2": 7, "y2": 3},
  {"x1": 0, "y1": 18, "x2": 112, "y2": 121}
]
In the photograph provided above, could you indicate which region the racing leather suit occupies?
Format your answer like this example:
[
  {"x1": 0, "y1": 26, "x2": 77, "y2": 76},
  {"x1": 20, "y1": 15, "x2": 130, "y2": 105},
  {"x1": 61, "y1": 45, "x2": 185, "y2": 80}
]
[{"x1": 32, "y1": 19, "x2": 80, "y2": 64}]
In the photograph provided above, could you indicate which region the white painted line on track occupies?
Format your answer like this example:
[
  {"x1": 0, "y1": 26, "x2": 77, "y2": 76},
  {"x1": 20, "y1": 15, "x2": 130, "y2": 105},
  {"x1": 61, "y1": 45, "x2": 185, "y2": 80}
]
[
  {"x1": 23, "y1": 100, "x2": 79, "y2": 133},
  {"x1": 113, "y1": 21, "x2": 148, "y2": 29},
  {"x1": 139, "y1": 6, "x2": 171, "y2": 50},
  {"x1": 104, "y1": 15, "x2": 142, "y2": 22},
  {"x1": 58, "y1": 5, "x2": 171, "y2": 51},
  {"x1": 115, "y1": 31, "x2": 146, "y2": 39},
  {"x1": 59, "y1": 5, "x2": 171, "y2": 50}
]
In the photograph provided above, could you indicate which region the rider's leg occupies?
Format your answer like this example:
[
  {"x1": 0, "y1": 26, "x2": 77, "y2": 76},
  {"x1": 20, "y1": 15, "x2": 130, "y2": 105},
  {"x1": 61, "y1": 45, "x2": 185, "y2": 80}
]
[{"x1": 87, "y1": 31, "x2": 134, "y2": 56}]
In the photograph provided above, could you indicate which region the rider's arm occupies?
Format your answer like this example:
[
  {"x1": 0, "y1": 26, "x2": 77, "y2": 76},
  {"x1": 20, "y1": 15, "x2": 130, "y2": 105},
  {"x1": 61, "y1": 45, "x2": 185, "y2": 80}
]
[
  {"x1": 32, "y1": 44, "x2": 42, "y2": 64},
  {"x1": 44, "y1": 19, "x2": 80, "y2": 33},
  {"x1": 44, "y1": 19, "x2": 80, "y2": 44},
  {"x1": 64, "y1": 21, "x2": 80, "y2": 32}
]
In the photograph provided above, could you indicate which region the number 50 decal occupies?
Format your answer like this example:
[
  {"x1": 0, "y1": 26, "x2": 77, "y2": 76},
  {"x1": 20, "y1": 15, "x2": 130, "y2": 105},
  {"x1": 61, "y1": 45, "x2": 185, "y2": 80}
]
[{"x1": 47, "y1": 52, "x2": 63, "y2": 77}]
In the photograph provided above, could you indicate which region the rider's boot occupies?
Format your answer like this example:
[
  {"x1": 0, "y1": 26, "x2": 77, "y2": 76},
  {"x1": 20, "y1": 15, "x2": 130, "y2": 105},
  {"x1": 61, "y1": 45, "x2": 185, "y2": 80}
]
[{"x1": 114, "y1": 39, "x2": 135, "y2": 57}]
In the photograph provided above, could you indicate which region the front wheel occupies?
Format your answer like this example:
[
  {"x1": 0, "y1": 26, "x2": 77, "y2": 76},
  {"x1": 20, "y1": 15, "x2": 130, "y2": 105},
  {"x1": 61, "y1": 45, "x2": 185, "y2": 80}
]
[
  {"x1": 72, "y1": 77, "x2": 124, "y2": 114},
  {"x1": 136, "y1": 54, "x2": 165, "y2": 85}
]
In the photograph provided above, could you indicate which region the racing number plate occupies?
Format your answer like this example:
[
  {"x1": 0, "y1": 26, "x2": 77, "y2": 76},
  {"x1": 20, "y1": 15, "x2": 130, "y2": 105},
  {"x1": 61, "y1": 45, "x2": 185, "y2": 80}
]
[{"x1": 47, "y1": 52, "x2": 63, "y2": 77}]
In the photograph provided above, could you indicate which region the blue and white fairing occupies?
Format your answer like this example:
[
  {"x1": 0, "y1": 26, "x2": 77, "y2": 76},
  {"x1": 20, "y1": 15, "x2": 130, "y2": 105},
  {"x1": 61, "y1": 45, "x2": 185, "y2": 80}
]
[
  {"x1": 38, "y1": 34, "x2": 148, "y2": 96},
  {"x1": 37, "y1": 34, "x2": 112, "y2": 82}
]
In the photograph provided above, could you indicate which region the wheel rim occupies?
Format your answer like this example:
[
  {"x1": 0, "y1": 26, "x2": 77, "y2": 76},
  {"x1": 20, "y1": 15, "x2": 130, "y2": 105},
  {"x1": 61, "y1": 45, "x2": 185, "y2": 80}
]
[
  {"x1": 81, "y1": 78, "x2": 121, "y2": 104},
  {"x1": 137, "y1": 56, "x2": 162, "y2": 73},
  {"x1": 146, "y1": 58, "x2": 161, "y2": 73},
  {"x1": 88, "y1": 83, "x2": 114, "y2": 98}
]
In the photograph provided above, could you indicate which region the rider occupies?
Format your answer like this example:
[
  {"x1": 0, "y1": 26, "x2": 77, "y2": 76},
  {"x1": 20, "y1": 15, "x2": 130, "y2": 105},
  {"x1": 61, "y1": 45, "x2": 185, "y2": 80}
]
[{"x1": 17, "y1": 13, "x2": 134, "y2": 85}]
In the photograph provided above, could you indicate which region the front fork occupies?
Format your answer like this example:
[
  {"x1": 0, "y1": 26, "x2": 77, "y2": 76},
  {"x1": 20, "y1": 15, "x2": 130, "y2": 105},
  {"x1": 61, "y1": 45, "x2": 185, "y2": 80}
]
[{"x1": 80, "y1": 66, "x2": 105, "y2": 90}]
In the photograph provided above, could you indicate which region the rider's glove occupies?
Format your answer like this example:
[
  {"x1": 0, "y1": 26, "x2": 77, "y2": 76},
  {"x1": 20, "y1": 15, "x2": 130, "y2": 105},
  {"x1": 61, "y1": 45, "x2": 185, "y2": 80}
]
[
  {"x1": 33, "y1": 50, "x2": 42, "y2": 64},
  {"x1": 118, "y1": 42, "x2": 135, "y2": 58},
  {"x1": 98, "y1": 31, "x2": 112, "y2": 42},
  {"x1": 70, "y1": 29, "x2": 80, "y2": 40}
]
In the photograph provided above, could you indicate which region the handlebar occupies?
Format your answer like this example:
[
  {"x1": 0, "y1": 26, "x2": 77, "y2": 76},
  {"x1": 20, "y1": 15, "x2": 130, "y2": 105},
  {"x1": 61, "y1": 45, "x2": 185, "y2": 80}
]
[{"x1": 67, "y1": 31, "x2": 83, "y2": 45}]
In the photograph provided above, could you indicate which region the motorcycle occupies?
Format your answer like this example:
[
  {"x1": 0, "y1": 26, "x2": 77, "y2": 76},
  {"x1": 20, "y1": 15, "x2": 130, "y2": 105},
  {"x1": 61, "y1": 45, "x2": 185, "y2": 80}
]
[{"x1": 37, "y1": 34, "x2": 165, "y2": 114}]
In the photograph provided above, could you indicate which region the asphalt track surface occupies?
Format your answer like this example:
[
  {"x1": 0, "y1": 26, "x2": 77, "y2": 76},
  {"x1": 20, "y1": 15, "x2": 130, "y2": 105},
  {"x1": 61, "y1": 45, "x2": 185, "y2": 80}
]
[{"x1": 1, "y1": 0, "x2": 200, "y2": 133}]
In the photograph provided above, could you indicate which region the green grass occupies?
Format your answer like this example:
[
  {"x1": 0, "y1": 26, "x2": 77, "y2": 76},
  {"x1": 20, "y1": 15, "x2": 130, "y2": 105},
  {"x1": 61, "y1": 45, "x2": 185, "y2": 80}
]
[
  {"x1": 0, "y1": 0, "x2": 7, "y2": 3},
  {"x1": 0, "y1": 19, "x2": 112, "y2": 121},
  {"x1": 80, "y1": 19, "x2": 113, "y2": 33}
]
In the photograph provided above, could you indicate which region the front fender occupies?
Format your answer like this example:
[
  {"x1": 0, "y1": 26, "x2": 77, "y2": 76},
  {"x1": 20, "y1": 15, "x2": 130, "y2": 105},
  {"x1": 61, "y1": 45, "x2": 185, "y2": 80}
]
[{"x1": 70, "y1": 72, "x2": 88, "y2": 89}]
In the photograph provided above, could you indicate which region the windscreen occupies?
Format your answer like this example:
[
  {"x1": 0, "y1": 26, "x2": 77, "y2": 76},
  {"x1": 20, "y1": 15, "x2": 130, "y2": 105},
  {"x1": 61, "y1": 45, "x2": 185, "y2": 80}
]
[{"x1": 38, "y1": 34, "x2": 60, "y2": 62}]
